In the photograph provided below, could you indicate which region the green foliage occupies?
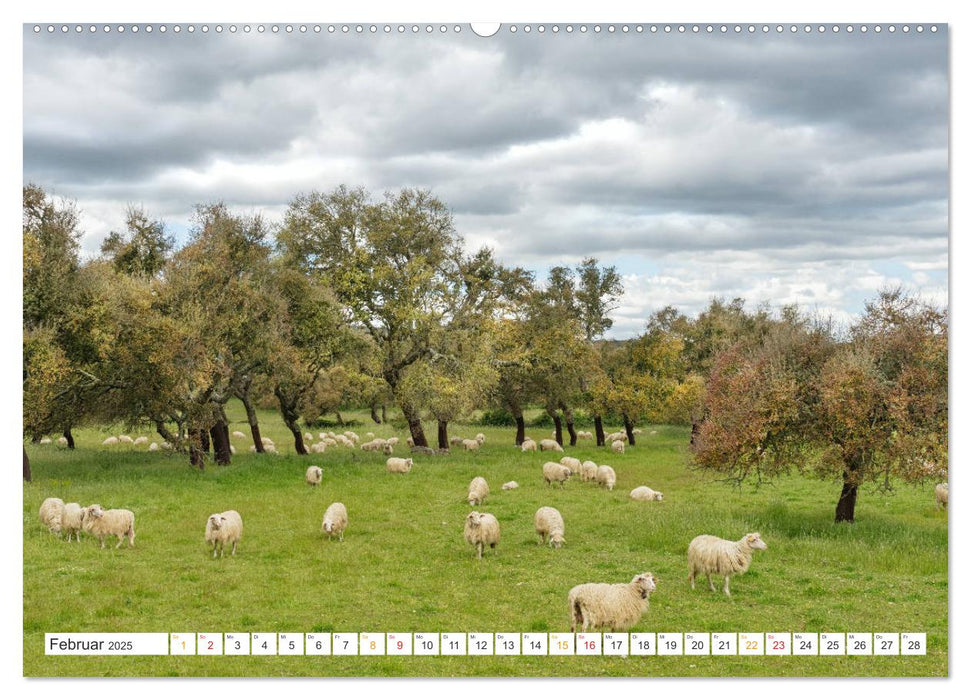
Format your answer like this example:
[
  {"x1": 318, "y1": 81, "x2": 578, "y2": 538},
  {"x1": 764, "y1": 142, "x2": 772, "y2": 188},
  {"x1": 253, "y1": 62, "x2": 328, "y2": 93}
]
[{"x1": 477, "y1": 408, "x2": 516, "y2": 426}]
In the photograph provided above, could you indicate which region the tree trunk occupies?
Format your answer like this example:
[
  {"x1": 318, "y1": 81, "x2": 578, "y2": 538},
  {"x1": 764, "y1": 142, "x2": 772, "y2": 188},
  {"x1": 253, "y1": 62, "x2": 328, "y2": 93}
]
[
  {"x1": 335, "y1": 411, "x2": 344, "y2": 426},
  {"x1": 515, "y1": 414, "x2": 526, "y2": 446},
  {"x1": 553, "y1": 415, "x2": 563, "y2": 446},
  {"x1": 23, "y1": 447, "x2": 31, "y2": 482},
  {"x1": 238, "y1": 390, "x2": 264, "y2": 453},
  {"x1": 275, "y1": 386, "x2": 308, "y2": 455},
  {"x1": 381, "y1": 405, "x2": 387, "y2": 423},
  {"x1": 690, "y1": 420, "x2": 701, "y2": 447},
  {"x1": 623, "y1": 413, "x2": 636, "y2": 446},
  {"x1": 370, "y1": 404, "x2": 382, "y2": 424},
  {"x1": 63, "y1": 428, "x2": 75, "y2": 449},
  {"x1": 594, "y1": 415, "x2": 605, "y2": 446},
  {"x1": 835, "y1": 466, "x2": 859, "y2": 523},
  {"x1": 200, "y1": 428, "x2": 211, "y2": 454},
  {"x1": 154, "y1": 420, "x2": 183, "y2": 452},
  {"x1": 211, "y1": 420, "x2": 232, "y2": 465},
  {"x1": 289, "y1": 425, "x2": 308, "y2": 455},
  {"x1": 189, "y1": 429, "x2": 205, "y2": 470},
  {"x1": 402, "y1": 404, "x2": 428, "y2": 448},
  {"x1": 561, "y1": 404, "x2": 578, "y2": 446},
  {"x1": 437, "y1": 419, "x2": 449, "y2": 450}
]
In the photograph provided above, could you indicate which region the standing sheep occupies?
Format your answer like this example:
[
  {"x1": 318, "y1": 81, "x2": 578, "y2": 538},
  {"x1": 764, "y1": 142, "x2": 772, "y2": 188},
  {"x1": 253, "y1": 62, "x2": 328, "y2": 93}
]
[
  {"x1": 322, "y1": 502, "x2": 348, "y2": 541},
  {"x1": 630, "y1": 486, "x2": 664, "y2": 502},
  {"x1": 464, "y1": 511, "x2": 500, "y2": 559},
  {"x1": 580, "y1": 461, "x2": 599, "y2": 482},
  {"x1": 687, "y1": 532, "x2": 768, "y2": 596},
  {"x1": 148, "y1": 442, "x2": 159, "y2": 451},
  {"x1": 596, "y1": 465, "x2": 617, "y2": 491},
  {"x1": 543, "y1": 461, "x2": 572, "y2": 487},
  {"x1": 468, "y1": 476, "x2": 490, "y2": 506},
  {"x1": 81, "y1": 504, "x2": 136, "y2": 549},
  {"x1": 386, "y1": 457, "x2": 413, "y2": 473},
  {"x1": 534, "y1": 506, "x2": 566, "y2": 548},
  {"x1": 521, "y1": 439, "x2": 538, "y2": 452},
  {"x1": 611, "y1": 440, "x2": 625, "y2": 454},
  {"x1": 305, "y1": 466, "x2": 323, "y2": 486},
  {"x1": 40, "y1": 437, "x2": 52, "y2": 444},
  {"x1": 539, "y1": 439, "x2": 564, "y2": 453},
  {"x1": 568, "y1": 573, "x2": 657, "y2": 632},
  {"x1": 56, "y1": 436, "x2": 69, "y2": 446},
  {"x1": 205, "y1": 510, "x2": 243, "y2": 557},
  {"x1": 102, "y1": 436, "x2": 119, "y2": 446},
  {"x1": 61, "y1": 503, "x2": 84, "y2": 542},
  {"x1": 474, "y1": 433, "x2": 486, "y2": 445},
  {"x1": 936, "y1": 483, "x2": 948, "y2": 509},
  {"x1": 39, "y1": 497, "x2": 65, "y2": 534},
  {"x1": 462, "y1": 439, "x2": 480, "y2": 452}
]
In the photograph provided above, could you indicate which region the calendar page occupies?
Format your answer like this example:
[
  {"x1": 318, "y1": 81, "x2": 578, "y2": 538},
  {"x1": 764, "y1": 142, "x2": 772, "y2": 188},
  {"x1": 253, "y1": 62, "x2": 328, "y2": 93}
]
[{"x1": 21, "y1": 18, "x2": 948, "y2": 679}]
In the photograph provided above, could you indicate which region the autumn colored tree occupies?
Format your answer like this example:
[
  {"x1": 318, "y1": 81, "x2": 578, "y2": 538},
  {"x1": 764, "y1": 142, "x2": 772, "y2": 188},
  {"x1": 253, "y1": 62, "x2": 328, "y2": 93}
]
[{"x1": 100, "y1": 206, "x2": 173, "y2": 277}]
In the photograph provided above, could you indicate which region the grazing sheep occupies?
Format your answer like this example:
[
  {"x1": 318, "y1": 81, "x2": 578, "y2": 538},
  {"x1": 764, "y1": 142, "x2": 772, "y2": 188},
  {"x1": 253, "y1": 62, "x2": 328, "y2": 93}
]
[
  {"x1": 264, "y1": 444, "x2": 278, "y2": 454},
  {"x1": 310, "y1": 442, "x2": 327, "y2": 453},
  {"x1": 474, "y1": 433, "x2": 486, "y2": 444},
  {"x1": 304, "y1": 432, "x2": 314, "y2": 442},
  {"x1": 386, "y1": 457, "x2": 413, "y2": 474},
  {"x1": 133, "y1": 436, "x2": 148, "y2": 446},
  {"x1": 261, "y1": 437, "x2": 275, "y2": 448},
  {"x1": 596, "y1": 465, "x2": 617, "y2": 491},
  {"x1": 464, "y1": 511, "x2": 500, "y2": 559},
  {"x1": 632, "y1": 428, "x2": 643, "y2": 435},
  {"x1": 468, "y1": 476, "x2": 490, "y2": 506},
  {"x1": 447, "y1": 437, "x2": 462, "y2": 447},
  {"x1": 61, "y1": 503, "x2": 83, "y2": 542},
  {"x1": 148, "y1": 442, "x2": 159, "y2": 452},
  {"x1": 382, "y1": 443, "x2": 394, "y2": 455},
  {"x1": 343, "y1": 431, "x2": 360, "y2": 443},
  {"x1": 335, "y1": 435, "x2": 355, "y2": 448},
  {"x1": 81, "y1": 504, "x2": 136, "y2": 549},
  {"x1": 462, "y1": 439, "x2": 480, "y2": 452},
  {"x1": 319, "y1": 432, "x2": 328, "y2": 440},
  {"x1": 118, "y1": 435, "x2": 134, "y2": 444},
  {"x1": 543, "y1": 461, "x2": 572, "y2": 487},
  {"x1": 580, "y1": 460, "x2": 599, "y2": 482},
  {"x1": 205, "y1": 510, "x2": 243, "y2": 557},
  {"x1": 39, "y1": 437, "x2": 52, "y2": 444},
  {"x1": 360, "y1": 440, "x2": 381, "y2": 452},
  {"x1": 387, "y1": 437, "x2": 399, "y2": 446},
  {"x1": 39, "y1": 497, "x2": 64, "y2": 534},
  {"x1": 502, "y1": 481, "x2": 519, "y2": 490},
  {"x1": 322, "y1": 438, "x2": 337, "y2": 447},
  {"x1": 568, "y1": 573, "x2": 657, "y2": 632},
  {"x1": 611, "y1": 440, "x2": 625, "y2": 454},
  {"x1": 305, "y1": 466, "x2": 322, "y2": 486},
  {"x1": 578, "y1": 430, "x2": 594, "y2": 439},
  {"x1": 688, "y1": 532, "x2": 768, "y2": 596},
  {"x1": 232, "y1": 430, "x2": 247, "y2": 439},
  {"x1": 161, "y1": 441, "x2": 172, "y2": 450},
  {"x1": 322, "y1": 502, "x2": 348, "y2": 541},
  {"x1": 534, "y1": 506, "x2": 566, "y2": 548},
  {"x1": 521, "y1": 439, "x2": 538, "y2": 452},
  {"x1": 102, "y1": 436, "x2": 119, "y2": 446},
  {"x1": 539, "y1": 439, "x2": 564, "y2": 453},
  {"x1": 936, "y1": 483, "x2": 948, "y2": 509},
  {"x1": 56, "y1": 436, "x2": 68, "y2": 446},
  {"x1": 630, "y1": 486, "x2": 664, "y2": 502},
  {"x1": 560, "y1": 456, "x2": 582, "y2": 471},
  {"x1": 605, "y1": 431, "x2": 628, "y2": 443},
  {"x1": 411, "y1": 445, "x2": 436, "y2": 455}
]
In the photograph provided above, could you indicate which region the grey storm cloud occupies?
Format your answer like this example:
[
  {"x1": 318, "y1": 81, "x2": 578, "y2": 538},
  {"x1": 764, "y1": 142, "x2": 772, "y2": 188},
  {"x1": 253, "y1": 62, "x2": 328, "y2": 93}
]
[{"x1": 22, "y1": 24, "x2": 948, "y2": 336}]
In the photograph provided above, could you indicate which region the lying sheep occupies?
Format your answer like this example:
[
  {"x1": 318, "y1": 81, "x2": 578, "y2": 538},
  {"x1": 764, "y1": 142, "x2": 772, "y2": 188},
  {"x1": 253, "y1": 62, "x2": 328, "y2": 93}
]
[
  {"x1": 148, "y1": 442, "x2": 159, "y2": 452},
  {"x1": 568, "y1": 573, "x2": 657, "y2": 632},
  {"x1": 232, "y1": 430, "x2": 247, "y2": 439},
  {"x1": 560, "y1": 456, "x2": 582, "y2": 471},
  {"x1": 539, "y1": 439, "x2": 564, "y2": 453},
  {"x1": 462, "y1": 439, "x2": 480, "y2": 451},
  {"x1": 543, "y1": 461, "x2": 572, "y2": 487},
  {"x1": 61, "y1": 502, "x2": 83, "y2": 542},
  {"x1": 688, "y1": 532, "x2": 767, "y2": 596},
  {"x1": 39, "y1": 497, "x2": 64, "y2": 534},
  {"x1": 611, "y1": 440, "x2": 625, "y2": 454},
  {"x1": 580, "y1": 460, "x2": 599, "y2": 482},
  {"x1": 464, "y1": 511, "x2": 500, "y2": 559},
  {"x1": 474, "y1": 433, "x2": 486, "y2": 444},
  {"x1": 306, "y1": 466, "x2": 323, "y2": 486},
  {"x1": 936, "y1": 483, "x2": 948, "y2": 509},
  {"x1": 501, "y1": 481, "x2": 519, "y2": 490},
  {"x1": 596, "y1": 465, "x2": 617, "y2": 490},
  {"x1": 632, "y1": 428, "x2": 643, "y2": 435},
  {"x1": 40, "y1": 437, "x2": 52, "y2": 444},
  {"x1": 264, "y1": 444, "x2": 278, "y2": 454},
  {"x1": 261, "y1": 437, "x2": 275, "y2": 448},
  {"x1": 521, "y1": 439, "x2": 538, "y2": 452},
  {"x1": 386, "y1": 457, "x2": 413, "y2": 474},
  {"x1": 322, "y1": 502, "x2": 348, "y2": 541},
  {"x1": 133, "y1": 436, "x2": 148, "y2": 446},
  {"x1": 534, "y1": 506, "x2": 565, "y2": 548},
  {"x1": 102, "y1": 436, "x2": 119, "y2": 446},
  {"x1": 630, "y1": 486, "x2": 664, "y2": 502},
  {"x1": 82, "y1": 504, "x2": 136, "y2": 549},
  {"x1": 468, "y1": 476, "x2": 490, "y2": 506},
  {"x1": 56, "y1": 436, "x2": 69, "y2": 446},
  {"x1": 205, "y1": 510, "x2": 243, "y2": 557},
  {"x1": 118, "y1": 435, "x2": 134, "y2": 444}
]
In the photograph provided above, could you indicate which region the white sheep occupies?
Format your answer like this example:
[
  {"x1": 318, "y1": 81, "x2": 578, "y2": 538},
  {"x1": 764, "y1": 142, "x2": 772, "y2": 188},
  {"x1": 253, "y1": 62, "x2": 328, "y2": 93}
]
[
  {"x1": 611, "y1": 440, "x2": 625, "y2": 454},
  {"x1": 133, "y1": 436, "x2": 148, "y2": 446},
  {"x1": 261, "y1": 437, "x2": 275, "y2": 447},
  {"x1": 464, "y1": 511, "x2": 500, "y2": 559},
  {"x1": 539, "y1": 439, "x2": 564, "y2": 453},
  {"x1": 568, "y1": 573, "x2": 657, "y2": 632},
  {"x1": 936, "y1": 483, "x2": 948, "y2": 509},
  {"x1": 306, "y1": 466, "x2": 323, "y2": 486},
  {"x1": 39, "y1": 497, "x2": 64, "y2": 534},
  {"x1": 632, "y1": 428, "x2": 643, "y2": 435},
  {"x1": 580, "y1": 460, "x2": 599, "y2": 482},
  {"x1": 543, "y1": 461, "x2": 572, "y2": 487},
  {"x1": 630, "y1": 486, "x2": 664, "y2": 502},
  {"x1": 232, "y1": 430, "x2": 247, "y2": 439},
  {"x1": 118, "y1": 435, "x2": 133, "y2": 444},
  {"x1": 366, "y1": 431, "x2": 375, "y2": 439},
  {"x1": 386, "y1": 457, "x2": 413, "y2": 474},
  {"x1": 205, "y1": 510, "x2": 243, "y2": 557},
  {"x1": 39, "y1": 437, "x2": 52, "y2": 444},
  {"x1": 560, "y1": 456, "x2": 582, "y2": 471},
  {"x1": 462, "y1": 439, "x2": 480, "y2": 451},
  {"x1": 688, "y1": 532, "x2": 768, "y2": 596},
  {"x1": 521, "y1": 439, "x2": 538, "y2": 452},
  {"x1": 148, "y1": 442, "x2": 159, "y2": 452},
  {"x1": 56, "y1": 436, "x2": 68, "y2": 446},
  {"x1": 387, "y1": 437, "x2": 399, "y2": 446},
  {"x1": 501, "y1": 481, "x2": 519, "y2": 490},
  {"x1": 343, "y1": 431, "x2": 360, "y2": 443},
  {"x1": 264, "y1": 444, "x2": 278, "y2": 454},
  {"x1": 81, "y1": 504, "x2": 136, "y2": 549},
  {"x1": 468, "y1": 476, "x2": 490, "y2": 506},
  {"x1": 406, "y1": 437, "x2": 415, "y2": 447},
  {"x1": 534, "y1": 506, "x2": 566, "y2": 548},
  {"x1": 304, "y1": 432, "x2": 314, "y2": 442},
  {"x1": 596, "y1": 465, "x2": 617, "y2": 490},
  {"x1": 161, "y1": 441, "x2": 172, "y2": 450},
  {"x1": 61, "y1": 503, "x2": 83, "y2": 542},
  {"x1": 322, "y1": 502, "x2": 348, "y2": 541},
  {"x1": 310, "y1": 442, "x2": 327, "y2": 453},
  {"x1": 447, "y1": 437, "x2": 463, "y2": 447},
  {"x1": 474, "y1": 433, "x2": 486, "y2": 444},
  {"x1": 102, "y1": 436, "x2": 119, "y2": 446}
]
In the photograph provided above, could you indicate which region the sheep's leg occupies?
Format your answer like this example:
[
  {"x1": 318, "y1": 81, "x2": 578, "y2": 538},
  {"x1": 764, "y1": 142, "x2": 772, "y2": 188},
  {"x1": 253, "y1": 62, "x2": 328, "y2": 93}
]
[
  {"x1": 477, "y1": 542, "x2": 483, "y2": 559},
  {"x1": 100, "y1": 537, "x2": 106, "y2": 549},
  {"x1": 232, "y1": 540, "x2": 238, "y2": 555},
  {"x1": 723, "y1": 577, "x2": 731, "y2": 596},
  {"x1": 116, "y1": 534, "x2": 123, "y2": 549},
  {"x1": 707, "y1": 574, "x2": 715, "y2": 592},
  {"x1": 688, "y1": 569, "x2": 695, "y2": 590},
  {"x1": 339, "y1": 531, "x2": 344, "y2": 542},
  {"x1": 129, "y1": 528, "x2": 135, "y2": 547},
  {"x1": 212, "y1": 543, "x2": 218, "y2": 558}
]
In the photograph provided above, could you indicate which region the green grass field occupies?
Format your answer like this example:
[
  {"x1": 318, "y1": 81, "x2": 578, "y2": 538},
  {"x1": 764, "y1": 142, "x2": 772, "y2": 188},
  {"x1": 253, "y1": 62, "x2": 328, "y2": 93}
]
[{"x1": 23, "y1": 402, "x2": 948, "y2": 677}]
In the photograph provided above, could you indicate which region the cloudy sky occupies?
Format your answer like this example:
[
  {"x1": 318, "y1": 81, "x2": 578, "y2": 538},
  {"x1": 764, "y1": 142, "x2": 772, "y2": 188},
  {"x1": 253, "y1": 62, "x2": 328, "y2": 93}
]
[{"x1": 23, "y1": 23, "x2": 948, "y2": 337}]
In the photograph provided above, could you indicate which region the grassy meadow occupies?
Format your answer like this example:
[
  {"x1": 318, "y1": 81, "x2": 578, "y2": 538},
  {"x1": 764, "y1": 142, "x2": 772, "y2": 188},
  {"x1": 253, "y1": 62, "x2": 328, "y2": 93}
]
[{"x1": 23, "y1": 402, "x2": 948, "y2": 677}]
